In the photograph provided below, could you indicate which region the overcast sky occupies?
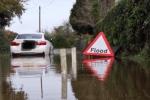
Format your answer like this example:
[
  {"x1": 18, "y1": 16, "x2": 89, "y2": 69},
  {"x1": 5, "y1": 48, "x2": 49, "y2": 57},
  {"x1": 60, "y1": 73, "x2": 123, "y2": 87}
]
[{"x1": 6, "y1": 0, "x2": 76, "y2": 33}]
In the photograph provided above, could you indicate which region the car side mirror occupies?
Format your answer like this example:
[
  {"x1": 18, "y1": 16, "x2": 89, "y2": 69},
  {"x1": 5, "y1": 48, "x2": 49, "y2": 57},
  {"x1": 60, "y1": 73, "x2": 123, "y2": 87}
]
[
  {"x1": 50, "y1": 39, "x2": 52, "y2": 42},
  {"x1": 44, "y1": 35, "x2": 48, "y2": 40}
]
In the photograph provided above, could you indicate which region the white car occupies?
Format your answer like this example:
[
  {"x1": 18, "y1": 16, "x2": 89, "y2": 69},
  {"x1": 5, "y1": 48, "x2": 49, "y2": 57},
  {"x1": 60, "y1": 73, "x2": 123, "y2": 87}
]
[{"x1": 10, "y1": 33, "x2": 53, "y2": 56}]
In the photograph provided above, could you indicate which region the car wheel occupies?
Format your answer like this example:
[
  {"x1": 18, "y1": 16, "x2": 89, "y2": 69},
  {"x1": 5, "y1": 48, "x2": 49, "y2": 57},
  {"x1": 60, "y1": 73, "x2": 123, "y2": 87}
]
[
  {"x1": 49, "y1": 47, "x2": 51, "y2": 55},
  {"x1": 50, "y1": 47, "x2": 54, "y2": 55},
  {"x1": 11, "y1": 53, "x2": 18, "y2": 58},
  {"x1": 41, "y1": 52, "x2": 45, "y2": 58},
  {"x1": 11, "y1": 53, "x2": 14, "y2": 58},
  {"x1": 43, "y1": 52, "x2": 45, "y2": 58},
  {"x1": 12, "y1": 53, "x2": 16, "y2": 56},
  {"x1": 51, "y1": 48, "x2": 54, "y2": 54}
]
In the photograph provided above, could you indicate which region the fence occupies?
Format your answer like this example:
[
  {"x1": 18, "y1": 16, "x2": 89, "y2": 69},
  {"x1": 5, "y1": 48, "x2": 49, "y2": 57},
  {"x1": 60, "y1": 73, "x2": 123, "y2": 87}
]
[
  {"x1": 74, "y1": 39, "x2": 89, "y2": 60},
  {"x1": 74, "y1": 39, "x2": 88, "y2": 52}
]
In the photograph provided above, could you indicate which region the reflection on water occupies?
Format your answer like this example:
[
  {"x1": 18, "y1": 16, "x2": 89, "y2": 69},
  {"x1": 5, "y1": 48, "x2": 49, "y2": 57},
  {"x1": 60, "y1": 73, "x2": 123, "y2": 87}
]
[
  {"x1": 72, "y1": 58, "x2": 150, "y2": 100},
  {"x1": 11, "y1": 56, "x2": 51, "y2": 76},
  {"x1": 0, "y1": 55, "x2": 76, "y2": 100},
  {"x1": 1, "y1": 54, "x2": 150, "y2": 100},
  {"x1": 83, "y1": 57, "x2": 114, "y2": 82}
]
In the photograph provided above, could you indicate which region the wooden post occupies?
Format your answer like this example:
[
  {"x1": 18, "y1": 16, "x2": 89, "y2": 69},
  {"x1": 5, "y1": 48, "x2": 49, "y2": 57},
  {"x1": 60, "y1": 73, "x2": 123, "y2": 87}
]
[
  {"x1": 0, "y1": 57, "x2": 2, "y2": 100},
  {"x1": 61, "y1": 73, "x2": 67, "y2": 100},
  {"x1": 71, "y1": 47, "x2": 77, "y2": 80},
  {"x1": 39, "y1": 6, "x2": 41, "y2": 32},
  {"x1": 60, "y1": 49, "x2": 67, "y2": 75},
  {"x1": 40, "y1": 77, "x2": 43, "y2": 98},
  {"x1": 60, "y1": 49, "x2": 67, "y2": 99}
]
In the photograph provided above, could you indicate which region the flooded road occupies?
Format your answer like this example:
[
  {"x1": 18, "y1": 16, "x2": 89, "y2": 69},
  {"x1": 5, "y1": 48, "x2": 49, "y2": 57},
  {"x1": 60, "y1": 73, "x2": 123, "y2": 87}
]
[{"x1": 0, "y1": 52, "x2": 150, "y2": 100}]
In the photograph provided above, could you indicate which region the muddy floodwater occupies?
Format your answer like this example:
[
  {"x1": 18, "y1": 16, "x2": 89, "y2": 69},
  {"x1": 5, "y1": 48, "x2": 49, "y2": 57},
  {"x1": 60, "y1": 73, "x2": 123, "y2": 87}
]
[{"x1": 0, "y1": 52, "x2": 150, "y2": 100}]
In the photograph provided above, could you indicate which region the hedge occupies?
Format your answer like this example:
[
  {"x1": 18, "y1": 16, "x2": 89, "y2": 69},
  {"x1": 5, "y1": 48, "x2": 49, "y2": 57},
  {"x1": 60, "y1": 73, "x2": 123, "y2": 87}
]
[
  {"x1": 94, "y1": 0, "x2": 150, "y2": 55},
  {"x1": 0, "y1": 29, "x2": 10, "y2": 54}
]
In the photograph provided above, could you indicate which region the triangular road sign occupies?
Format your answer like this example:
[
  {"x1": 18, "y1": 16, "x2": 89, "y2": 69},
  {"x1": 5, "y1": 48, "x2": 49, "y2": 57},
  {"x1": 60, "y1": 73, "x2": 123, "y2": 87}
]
[
  {"x1": 83, "y1": 32, "x2": 114, "y2": 56},
  {"x1": 83, "y1": 57, "x2": 114, "y2": 82}
]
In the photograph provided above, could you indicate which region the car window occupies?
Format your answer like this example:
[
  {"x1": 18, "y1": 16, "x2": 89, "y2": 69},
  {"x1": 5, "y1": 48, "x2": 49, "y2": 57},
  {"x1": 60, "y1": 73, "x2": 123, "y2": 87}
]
[{"x1": 16, "y1": 34, "x2": 42, "y2": 39}]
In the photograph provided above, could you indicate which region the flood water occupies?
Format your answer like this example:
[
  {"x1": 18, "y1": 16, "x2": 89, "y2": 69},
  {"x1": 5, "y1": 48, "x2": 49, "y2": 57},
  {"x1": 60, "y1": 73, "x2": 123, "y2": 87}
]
[{"x1": 0, "y1": 51, "x2": 150, "y2": 100}]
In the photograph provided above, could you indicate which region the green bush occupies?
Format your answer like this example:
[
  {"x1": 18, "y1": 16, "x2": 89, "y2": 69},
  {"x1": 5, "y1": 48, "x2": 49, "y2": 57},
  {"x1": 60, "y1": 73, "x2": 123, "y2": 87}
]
[
  {"x1": 45, "y1": 33, "x2": 75, "y2": 48},
  {"x1": 0, "y1": 29, "x2": 10, "y2": 54}
]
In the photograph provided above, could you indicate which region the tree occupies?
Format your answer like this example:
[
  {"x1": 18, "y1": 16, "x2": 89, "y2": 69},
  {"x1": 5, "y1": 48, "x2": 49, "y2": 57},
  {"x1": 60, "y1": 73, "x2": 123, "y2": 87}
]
[
  {"x1": 0, "y1": 0, "x2": 29, "y2": 29},
  {"x1": 89, "y1": 0, "x2": 100, "y2": 24},
  {"x1": 99, "y1": 0, "x2": 115, "y2": 18},
  {"x1": 69, "y1": 0, "x2": 94, "y2": 35},
  {"x1": 69, "y1": 0, "x2": 115, "y2": 36}
]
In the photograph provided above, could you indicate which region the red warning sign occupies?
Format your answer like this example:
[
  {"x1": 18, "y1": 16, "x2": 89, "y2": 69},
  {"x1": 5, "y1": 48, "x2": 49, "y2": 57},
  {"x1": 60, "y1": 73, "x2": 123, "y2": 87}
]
[
  {"x1": 83, "y1": 57, "x2": 114, "y2": 82},
  {"x1": 83, "y1": 32, "x2": 114, "y2": 56}
]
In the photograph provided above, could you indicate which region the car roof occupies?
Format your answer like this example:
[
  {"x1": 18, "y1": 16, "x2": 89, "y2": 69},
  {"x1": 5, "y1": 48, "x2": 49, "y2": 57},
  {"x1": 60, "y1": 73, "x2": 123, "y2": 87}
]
[
  {"x1": 15, "y1": 33, "x2": 45, "y2": 39},
  {"x1": 18, "y1": 32, "x2": 45, "y2": 35}
]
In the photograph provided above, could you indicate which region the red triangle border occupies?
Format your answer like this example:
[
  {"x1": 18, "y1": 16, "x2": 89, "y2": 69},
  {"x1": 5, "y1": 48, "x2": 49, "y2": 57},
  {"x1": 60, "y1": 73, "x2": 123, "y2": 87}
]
[{"x1": 83, "y1": 32, "x2": 114, "y2": 56}]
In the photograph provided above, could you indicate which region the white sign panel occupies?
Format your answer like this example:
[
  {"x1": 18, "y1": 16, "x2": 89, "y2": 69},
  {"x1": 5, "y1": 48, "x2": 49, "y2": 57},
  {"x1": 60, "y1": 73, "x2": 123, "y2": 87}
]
[{"x1": 83, "y1": 32, "x2": 114, "y2": 56}]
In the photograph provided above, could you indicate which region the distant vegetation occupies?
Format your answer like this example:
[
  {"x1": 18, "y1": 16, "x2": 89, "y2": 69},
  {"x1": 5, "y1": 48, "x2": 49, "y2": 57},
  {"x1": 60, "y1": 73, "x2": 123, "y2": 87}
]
[{"x1": 44, "y1": 21, "x2": 81, "y2": 48}]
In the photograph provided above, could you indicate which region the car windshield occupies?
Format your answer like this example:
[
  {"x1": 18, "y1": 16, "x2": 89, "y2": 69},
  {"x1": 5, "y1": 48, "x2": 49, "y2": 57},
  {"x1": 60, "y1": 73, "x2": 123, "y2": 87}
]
[{"x1": 16, "y1": 34, "x2": 42, "y2": 39}]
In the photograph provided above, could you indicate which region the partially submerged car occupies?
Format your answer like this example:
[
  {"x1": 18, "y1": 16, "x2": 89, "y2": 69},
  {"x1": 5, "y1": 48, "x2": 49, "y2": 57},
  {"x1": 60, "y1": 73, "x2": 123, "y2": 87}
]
[{"x1": 10, "y1": 33, "x2": 53, "y2": 56}]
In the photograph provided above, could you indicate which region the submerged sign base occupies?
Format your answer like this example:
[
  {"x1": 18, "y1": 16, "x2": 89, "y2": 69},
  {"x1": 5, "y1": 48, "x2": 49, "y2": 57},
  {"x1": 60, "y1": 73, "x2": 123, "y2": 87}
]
[{"x1": 83, "y1": 32, "x2": 114, "y2": 56}]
